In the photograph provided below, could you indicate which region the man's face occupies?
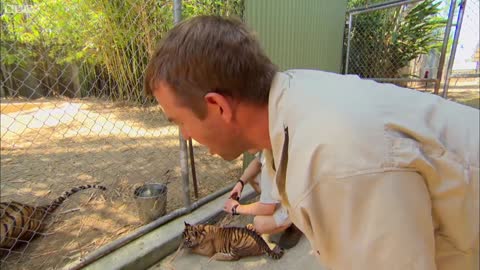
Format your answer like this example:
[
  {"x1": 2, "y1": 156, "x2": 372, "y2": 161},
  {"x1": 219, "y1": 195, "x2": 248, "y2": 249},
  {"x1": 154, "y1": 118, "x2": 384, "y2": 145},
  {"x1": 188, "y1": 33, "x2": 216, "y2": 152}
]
[{"x1": 153, "y1": 82, "x2": 248, "y2": 161}]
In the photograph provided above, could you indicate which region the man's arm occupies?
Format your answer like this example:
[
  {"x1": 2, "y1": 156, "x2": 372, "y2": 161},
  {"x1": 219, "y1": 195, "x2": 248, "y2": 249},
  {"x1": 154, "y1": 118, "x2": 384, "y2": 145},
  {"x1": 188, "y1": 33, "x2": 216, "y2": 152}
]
[
  {"x1": 240, "y1": 157, "x2": 262, "y2": 185},
  {"x1": 223, "y1": 200, "x2": 276, "y2": 216},
  {"x1": 236, "y1": 202, "x2": 276, "y2": 216},
  {"x1": 229, "y1": 157, "x2": 262, "y2": 199}
]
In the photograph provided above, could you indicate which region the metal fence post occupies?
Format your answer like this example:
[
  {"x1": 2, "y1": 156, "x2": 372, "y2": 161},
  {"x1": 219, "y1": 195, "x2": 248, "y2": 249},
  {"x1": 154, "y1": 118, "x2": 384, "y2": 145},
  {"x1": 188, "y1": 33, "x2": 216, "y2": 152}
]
[
  {"x1": 434, "y1": 0, "x2": 457, "y2": 95},
  {"x1": 344, "y1": 12, "x2": 353, "y2": 74},
  {"x1": 180, "y1": 133, "x2": 191, "y2": 208},
  {"x1": 442, "y1": 0, "x2": 467, "y2": 98},
  {"x1": 188, "y1": 138, "x2": 199, "y2": 198},
  {"x1": 173, "y1": 0, "x2": 191, "y2": 208},
  {"x1": 174, "y1": 0, "x2": 182, "y2": 24}
]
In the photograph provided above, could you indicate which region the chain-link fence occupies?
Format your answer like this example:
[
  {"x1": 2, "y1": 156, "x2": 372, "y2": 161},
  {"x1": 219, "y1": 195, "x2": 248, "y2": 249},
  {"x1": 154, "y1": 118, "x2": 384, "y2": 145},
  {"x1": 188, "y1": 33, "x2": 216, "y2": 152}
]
[
  {"x1": 344, "y1": 0, "x2": 452, "y2": 89},
  {"x1": 344, "y1": 0, "x2": 479, "y2": 103},
  {"x1": 0, "y1": 1, "x2": 244, "y2": 269},
  {"x1": 441, "y1": 0, "x2": 479, "y2": 98}
]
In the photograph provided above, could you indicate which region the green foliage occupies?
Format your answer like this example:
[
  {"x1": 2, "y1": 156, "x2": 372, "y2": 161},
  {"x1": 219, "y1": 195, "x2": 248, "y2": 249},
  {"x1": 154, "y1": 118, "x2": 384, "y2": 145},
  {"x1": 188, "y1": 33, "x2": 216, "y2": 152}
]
[
  {"x1": 182, "y1": 0, "x2": 244, "y2": 19},
  {"x1": 347, "y1": 0, "x2": 386, "y2": 9},
  {"x1": 1, "y1": 0, "x2": 244, "y2": 101},
  {"x1": 1, "y1": 0, "x2": 102, "y2": 64},
  {"x1": 346, "y1": 0, "x2": 446, "y2": 78},
  {"x1": 89, "y1": 0, "x2": 174, "y2": 102}
]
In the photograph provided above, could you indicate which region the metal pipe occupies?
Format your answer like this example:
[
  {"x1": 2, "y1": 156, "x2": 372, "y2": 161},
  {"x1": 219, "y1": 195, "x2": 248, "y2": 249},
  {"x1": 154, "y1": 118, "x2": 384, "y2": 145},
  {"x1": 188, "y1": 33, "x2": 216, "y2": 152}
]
[
  {"x1": 434, "y1": 0, "x2": 457, "y2": 94},
  {"x1": 179, "y1": 133, "x2": 191, "y2": 207},
  {"x1": 70, "y1": 182, "x2": 238, "y2": 270},
  {"x1": 188, "y1": 138, "x2": 199, "y2": 198},
  {"x1": 442, "y1": 0, "x2": 467, "y2": 98},
  {"x1": 348, "y1": 0, "x2": 422, "y2": 15},
  {"x1": 344, "y1": 13, "x2": 353, "y2": 74}
]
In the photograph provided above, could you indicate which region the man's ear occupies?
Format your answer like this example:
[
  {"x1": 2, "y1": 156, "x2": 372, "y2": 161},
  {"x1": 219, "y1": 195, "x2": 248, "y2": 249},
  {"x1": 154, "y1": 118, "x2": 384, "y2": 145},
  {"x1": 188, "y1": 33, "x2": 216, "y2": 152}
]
[{"x1": 204, "y1": 92, "x2": 233, "y2": 123}]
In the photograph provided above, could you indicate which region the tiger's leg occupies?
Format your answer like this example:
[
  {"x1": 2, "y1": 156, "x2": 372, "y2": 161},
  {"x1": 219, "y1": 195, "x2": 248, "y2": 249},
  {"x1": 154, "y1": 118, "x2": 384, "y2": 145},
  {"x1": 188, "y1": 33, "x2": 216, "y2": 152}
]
[
  {"x1": 208, "y1": 252, "x2": 240, "y2": 262},
  {"x1": 191, "y1": 243, "x2": 215, "y2": 257}
]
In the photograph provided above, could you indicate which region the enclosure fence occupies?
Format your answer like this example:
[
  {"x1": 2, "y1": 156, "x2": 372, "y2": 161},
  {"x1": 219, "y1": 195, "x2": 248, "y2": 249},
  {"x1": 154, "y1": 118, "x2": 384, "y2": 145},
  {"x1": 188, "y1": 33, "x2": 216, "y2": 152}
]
[
  {"x1": 0, "y1": 1, "x2": 244, "y2": 269},
  {"x1": 344, "y1": 0, "x2": 479, "y2": 97},
  {"x1": 441, "y1": 0, "x2": 479, "y2": 97}
]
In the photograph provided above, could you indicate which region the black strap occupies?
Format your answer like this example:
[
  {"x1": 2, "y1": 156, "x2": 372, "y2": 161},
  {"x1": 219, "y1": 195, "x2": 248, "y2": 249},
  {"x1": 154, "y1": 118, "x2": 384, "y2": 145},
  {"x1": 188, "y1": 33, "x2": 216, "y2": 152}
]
[
  {"x1": 237, "y1": 179, "x2": 245, "y2": 190},
  {"x1": 232, "y1": 204, "x2": 240, "y2": 215},
  {"x1": 276, "y1": 126, "x2": 290, "y2": 208}
]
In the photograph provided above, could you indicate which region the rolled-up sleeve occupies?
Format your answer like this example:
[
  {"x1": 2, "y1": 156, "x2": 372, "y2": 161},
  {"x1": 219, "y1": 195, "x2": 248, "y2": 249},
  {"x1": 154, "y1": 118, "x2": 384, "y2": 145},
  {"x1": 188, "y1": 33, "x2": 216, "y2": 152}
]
[{"x1": 293, "y1": 171, "x2": 437, "y2": 270}]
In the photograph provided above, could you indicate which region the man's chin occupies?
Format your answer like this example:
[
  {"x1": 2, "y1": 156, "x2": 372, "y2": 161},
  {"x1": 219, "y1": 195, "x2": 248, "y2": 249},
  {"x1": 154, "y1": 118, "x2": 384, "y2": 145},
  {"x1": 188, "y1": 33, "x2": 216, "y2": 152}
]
[{"x1": 215, "y1": 152, "x2": 242, "y2": 161}]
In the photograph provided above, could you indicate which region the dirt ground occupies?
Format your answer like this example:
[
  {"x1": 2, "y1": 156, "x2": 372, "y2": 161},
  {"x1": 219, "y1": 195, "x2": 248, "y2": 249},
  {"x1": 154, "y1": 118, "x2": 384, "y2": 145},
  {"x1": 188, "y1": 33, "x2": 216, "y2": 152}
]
[
  {"x1": 408, "y1": 77, "x2": 480, "y2": 109},
  {"x1": 0, "y1": 98, "x2": 242, "y2": 270}
]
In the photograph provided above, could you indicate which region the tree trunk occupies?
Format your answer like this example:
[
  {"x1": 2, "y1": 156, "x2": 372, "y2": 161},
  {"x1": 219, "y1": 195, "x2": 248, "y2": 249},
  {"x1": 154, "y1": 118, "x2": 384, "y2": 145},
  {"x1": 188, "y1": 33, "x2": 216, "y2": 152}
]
[
  {"x1": 70, "y1": 63, "x2": 81, "y2": 98},
  {"x1": 0, "y1": 62, "x2": 13, "y2": 98}
]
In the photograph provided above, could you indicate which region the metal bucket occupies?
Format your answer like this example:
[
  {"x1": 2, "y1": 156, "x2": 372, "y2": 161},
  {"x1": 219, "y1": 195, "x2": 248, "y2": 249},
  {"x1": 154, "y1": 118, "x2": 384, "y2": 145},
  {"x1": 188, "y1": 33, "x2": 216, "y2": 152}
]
[{"x1": 134, "y1": 183, "x2": 168, "y2": 223}]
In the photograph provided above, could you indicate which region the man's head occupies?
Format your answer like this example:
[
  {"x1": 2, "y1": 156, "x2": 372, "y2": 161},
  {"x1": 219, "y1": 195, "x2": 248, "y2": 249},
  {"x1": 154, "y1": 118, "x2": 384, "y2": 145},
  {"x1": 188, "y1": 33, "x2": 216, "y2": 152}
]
[{"x1": 145, "y1": 15, "x2": 276, "y2": 160}]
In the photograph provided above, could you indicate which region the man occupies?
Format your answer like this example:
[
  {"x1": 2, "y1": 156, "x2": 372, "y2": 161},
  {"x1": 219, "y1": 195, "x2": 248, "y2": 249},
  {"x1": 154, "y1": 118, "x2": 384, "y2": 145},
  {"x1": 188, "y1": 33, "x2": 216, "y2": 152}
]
[{"x1": 145, "y1": 15, "x2": 479, "y2": 270}]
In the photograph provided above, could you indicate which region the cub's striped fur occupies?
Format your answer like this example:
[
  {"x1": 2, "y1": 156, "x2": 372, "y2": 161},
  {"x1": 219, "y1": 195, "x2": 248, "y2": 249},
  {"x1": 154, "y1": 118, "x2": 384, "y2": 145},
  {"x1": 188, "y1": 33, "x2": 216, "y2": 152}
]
[
  {"x1": 0, "y1": 184, "x2": 106, "y2": 251},
  {"x1": 182, "y1": 222, "x2": 284, "y2": 261}
]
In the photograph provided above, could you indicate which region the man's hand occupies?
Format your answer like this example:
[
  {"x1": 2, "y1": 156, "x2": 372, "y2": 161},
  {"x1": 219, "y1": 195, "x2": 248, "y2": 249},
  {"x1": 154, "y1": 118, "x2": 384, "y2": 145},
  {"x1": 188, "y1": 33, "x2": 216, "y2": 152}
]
[
  {"x1": 224, "y1": 199, "x2": 240, "y2": 215},
  {"x1": 229, "y1": 181, "x2": 243, "y2": 200}
]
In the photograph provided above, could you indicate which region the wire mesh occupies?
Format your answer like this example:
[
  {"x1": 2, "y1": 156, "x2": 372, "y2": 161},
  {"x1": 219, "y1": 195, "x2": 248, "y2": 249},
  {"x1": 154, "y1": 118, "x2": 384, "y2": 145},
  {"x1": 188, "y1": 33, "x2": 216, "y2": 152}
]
[
  {"x1": 450, "y1": 0, "x2": 479, "y2": 77},
  {"x1": 443, "y1": 0, "x2": 479, "y2": 98},
  {"x1": 0, "y1": 0, "x2": 244, "y2": 269},
  {"x1": 344, "y1": 0, "x2": 450, "y2": 89}
]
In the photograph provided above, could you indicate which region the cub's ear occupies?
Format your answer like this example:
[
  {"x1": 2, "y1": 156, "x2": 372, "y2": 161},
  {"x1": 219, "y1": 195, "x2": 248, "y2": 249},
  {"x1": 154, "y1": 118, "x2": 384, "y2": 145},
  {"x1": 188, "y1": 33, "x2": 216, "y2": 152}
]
[{"x1": 184, "y1": 221, "x2": 190, "y2": 227}]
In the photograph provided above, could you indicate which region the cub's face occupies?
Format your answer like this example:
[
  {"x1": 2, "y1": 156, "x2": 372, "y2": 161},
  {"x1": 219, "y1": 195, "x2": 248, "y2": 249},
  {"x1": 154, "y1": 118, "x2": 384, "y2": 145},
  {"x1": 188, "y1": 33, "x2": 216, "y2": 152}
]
[{"x1": 182, "y1": 222, "x2": 206, "y2": 248}]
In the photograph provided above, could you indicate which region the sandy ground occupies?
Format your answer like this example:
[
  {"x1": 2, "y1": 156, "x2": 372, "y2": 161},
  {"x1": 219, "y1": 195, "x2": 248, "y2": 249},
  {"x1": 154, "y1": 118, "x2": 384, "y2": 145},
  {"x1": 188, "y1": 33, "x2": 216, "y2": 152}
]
[{"x1": 0, "y1": 98, "x2": 242, "y2": 270}]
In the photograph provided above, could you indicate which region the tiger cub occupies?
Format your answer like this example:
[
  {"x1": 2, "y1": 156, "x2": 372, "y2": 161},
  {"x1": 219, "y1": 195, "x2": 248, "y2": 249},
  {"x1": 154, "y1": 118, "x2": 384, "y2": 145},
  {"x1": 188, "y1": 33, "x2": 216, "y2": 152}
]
[
  {"x1": 182, "y1": 222, "x2": 284, "y2": 261},
  {"x1": 0, "y1": 184, "x2": 107, "y2": 251}
]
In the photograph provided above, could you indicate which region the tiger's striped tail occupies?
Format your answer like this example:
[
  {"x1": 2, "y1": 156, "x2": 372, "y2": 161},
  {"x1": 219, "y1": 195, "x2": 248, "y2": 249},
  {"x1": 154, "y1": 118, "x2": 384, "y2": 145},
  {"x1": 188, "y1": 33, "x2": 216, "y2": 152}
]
[
  {"x1": 243, "y1": 228, "x2": 285, "y2": 259},
  {"x1": 45, "y1": 184, "x2": 107, "y2": 213}
]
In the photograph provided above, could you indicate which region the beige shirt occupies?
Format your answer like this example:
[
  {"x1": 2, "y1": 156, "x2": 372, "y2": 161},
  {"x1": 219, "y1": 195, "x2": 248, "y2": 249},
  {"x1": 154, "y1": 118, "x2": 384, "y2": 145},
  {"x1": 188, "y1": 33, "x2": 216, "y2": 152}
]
[{"x1": 267, "y1": 70, "x2": 479, "y2": 270}]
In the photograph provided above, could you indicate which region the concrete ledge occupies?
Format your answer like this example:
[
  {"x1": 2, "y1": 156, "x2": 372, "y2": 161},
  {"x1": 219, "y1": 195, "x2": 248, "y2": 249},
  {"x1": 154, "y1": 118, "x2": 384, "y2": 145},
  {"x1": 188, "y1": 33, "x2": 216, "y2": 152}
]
[{"x1": 82, "y1": 186, "x2": 257, "y2": 270}]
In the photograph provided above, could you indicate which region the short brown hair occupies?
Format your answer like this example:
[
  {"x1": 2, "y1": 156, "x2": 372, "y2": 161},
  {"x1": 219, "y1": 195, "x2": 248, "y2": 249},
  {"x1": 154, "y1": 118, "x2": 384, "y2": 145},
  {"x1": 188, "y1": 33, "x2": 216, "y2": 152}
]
[{"x1": 144, "y1": 15, "x2": 277, "y2": 119}]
